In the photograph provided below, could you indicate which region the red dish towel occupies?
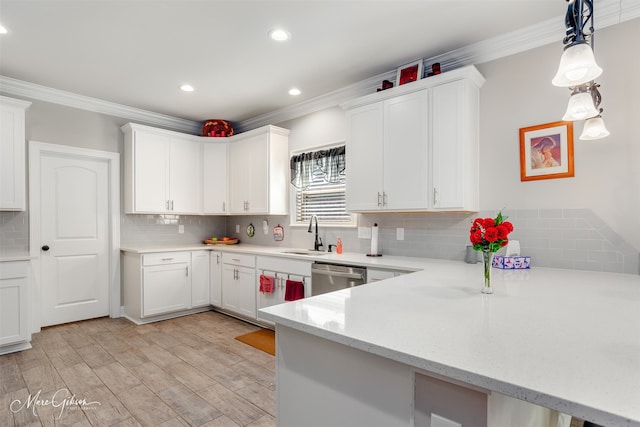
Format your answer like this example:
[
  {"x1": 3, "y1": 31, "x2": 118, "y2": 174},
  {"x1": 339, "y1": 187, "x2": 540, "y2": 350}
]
[
  {"x1": 259, "y1": 275, "x2": 275, "y2": 294},
  {"x1": 284, "y1": 279, "x2": 304, "y2": 301}
]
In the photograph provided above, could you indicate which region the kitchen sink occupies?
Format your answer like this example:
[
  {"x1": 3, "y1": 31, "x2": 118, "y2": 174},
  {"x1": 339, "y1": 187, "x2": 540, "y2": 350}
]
[{"x1": 282, "y1": 249, "x2": 328, "y2": 256}]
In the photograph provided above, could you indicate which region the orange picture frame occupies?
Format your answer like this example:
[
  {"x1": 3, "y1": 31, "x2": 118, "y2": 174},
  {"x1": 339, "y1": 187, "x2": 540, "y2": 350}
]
[{"x1": 519, "y1": 121, "x2": 574, "y2": 181}]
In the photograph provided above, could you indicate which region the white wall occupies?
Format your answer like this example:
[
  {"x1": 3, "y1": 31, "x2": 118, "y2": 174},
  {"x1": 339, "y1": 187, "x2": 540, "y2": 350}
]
[{"x1": 476, "y1": 18, "x2": 640, "y2": 249}]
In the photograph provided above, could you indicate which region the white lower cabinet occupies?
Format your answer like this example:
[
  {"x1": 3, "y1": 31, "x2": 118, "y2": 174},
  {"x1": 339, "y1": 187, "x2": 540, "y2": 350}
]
[
  {"x1": 0, "y1": 260, "x2": 31, "y2": 355},
  {"x1": 191, "y1": 251, "x2": 210, "y2": 308},
  {"x1": 123, "y1": 251, "x2": 210, "y2": 324},
  {"x1": 142, "y1": 262, "x2": 190, "y2": 317},
  {"x1": 256, "y1": 256, "x2": 311, "y2": 324},
  {"x1": 210, "y1": 250, "x2": 223, "y2": 307},
  {"x1": 221, "y1": 253, "x2": 256, "y2": 319}
]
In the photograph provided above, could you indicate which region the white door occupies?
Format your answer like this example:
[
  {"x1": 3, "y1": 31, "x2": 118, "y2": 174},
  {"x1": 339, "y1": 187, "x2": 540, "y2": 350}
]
[{"x1": 32, "y1": 143, "x2": 117, "y2": 327}]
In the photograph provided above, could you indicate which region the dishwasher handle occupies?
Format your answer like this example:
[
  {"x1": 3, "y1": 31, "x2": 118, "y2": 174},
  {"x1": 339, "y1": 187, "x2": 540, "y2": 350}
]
[{"x1": 311, "y1": 267, "x2": 364, "y2": 280}]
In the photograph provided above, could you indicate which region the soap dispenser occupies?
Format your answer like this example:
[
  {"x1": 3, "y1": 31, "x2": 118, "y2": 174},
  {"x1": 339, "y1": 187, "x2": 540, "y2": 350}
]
[{"x1": 336, "y1": 237, "x2": 343, "y2": 254}]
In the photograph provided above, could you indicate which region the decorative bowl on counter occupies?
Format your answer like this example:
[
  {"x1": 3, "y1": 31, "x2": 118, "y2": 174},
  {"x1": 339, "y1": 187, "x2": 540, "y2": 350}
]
[{"x1": 204, "y1": 237, "x2": 239, "y2": 245}]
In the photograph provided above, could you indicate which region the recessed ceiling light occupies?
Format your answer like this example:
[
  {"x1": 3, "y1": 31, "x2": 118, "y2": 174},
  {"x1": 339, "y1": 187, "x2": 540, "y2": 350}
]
[
  {"x1": 0, "y1": 24, "x2": 8, "y2": 34},
  {"x1": 180, "y1": 84, "x2": 194, "y2": 92},
  {"x1": 289, "y1": 88, "x2": 301, "y2": 96},
  {"x1": 269, "y1": 28, "x2": 290, "y2": 42}
]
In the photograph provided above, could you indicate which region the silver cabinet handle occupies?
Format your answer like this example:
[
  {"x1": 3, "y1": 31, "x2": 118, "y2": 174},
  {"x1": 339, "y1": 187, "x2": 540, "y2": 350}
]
[
  {"x1": 383, "y1": 192, "x2": 388, "y2": 207},
  {"x1": 166, "y1": 200, "x2": 170, "y2": 210},
  {"x1": 433, "y1": 188, "x2": 438, "y2": 205},
  {"x1": 222, "y1": 201, "x2": 226, "y2": 212},
  {"x1": 171, "y1": 200, "x2": 174, "y2": 210},
  {"x1": 377, "y1": 192, "x2": 382, "y2": 207},
  {"x1": 186, "y1": 266, "x2": 189, "y2": 276},
  {"x1": 216, "y1": 254, "x2": 220, "y2": 264},
  {"x1": 161, "y1": 258, "x2": 174, "y2": 261}
]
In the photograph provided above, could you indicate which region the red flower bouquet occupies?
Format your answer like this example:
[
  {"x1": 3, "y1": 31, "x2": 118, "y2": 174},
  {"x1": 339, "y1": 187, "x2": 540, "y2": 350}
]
[
  {"x1": 469, "y1": 212, "x2": 514, "y2": 253},
  {"x1": 470, "y1": 212, "x2": 514, "y2": 294}
]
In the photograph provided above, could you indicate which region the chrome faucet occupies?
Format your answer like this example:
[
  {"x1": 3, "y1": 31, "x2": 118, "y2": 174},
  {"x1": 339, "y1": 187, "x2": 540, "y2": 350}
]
[{"x1": 308, "y1": 215, "x2": 323, "y2": 251}]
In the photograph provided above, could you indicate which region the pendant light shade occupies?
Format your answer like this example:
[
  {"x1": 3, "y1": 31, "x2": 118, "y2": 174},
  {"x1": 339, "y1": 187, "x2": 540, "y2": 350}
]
[
  {"x1": 580, "y1": 116, "x2": 610, "y2": 140},
  {"x1": 552, "y1": 43, "x2": 603, "y2": 87},
  {"x1": 562, "y1": 91, "x2": 598, "y2": 121}
]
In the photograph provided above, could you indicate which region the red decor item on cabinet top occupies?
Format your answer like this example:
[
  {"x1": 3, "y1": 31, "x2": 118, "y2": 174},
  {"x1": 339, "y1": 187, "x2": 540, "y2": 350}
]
[{"x1": 201, "y1": 119, "x2": 234, "y2": 137}]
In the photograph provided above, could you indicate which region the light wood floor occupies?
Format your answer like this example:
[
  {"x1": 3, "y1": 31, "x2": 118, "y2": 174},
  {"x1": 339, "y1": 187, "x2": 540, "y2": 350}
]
[{"x1": 0, "y1": 311, "x2": 276, "y2": 426}]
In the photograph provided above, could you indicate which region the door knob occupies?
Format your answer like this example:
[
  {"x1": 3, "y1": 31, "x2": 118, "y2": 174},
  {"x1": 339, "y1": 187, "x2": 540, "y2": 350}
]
[{"x1": 41, "y1": 245, "x2": 50, "y2": 251}]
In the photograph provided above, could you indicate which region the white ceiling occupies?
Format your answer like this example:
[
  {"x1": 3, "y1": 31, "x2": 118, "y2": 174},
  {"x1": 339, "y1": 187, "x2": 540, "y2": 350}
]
[{"x1": 0, "y1": 1, "x2": 610, "y2": 126}]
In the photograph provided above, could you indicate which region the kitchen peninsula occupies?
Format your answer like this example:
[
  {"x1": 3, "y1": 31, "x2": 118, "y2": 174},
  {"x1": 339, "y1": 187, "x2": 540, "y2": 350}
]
[{"x1": 260, "y1": 261, "x2": 640, "y2": 427}]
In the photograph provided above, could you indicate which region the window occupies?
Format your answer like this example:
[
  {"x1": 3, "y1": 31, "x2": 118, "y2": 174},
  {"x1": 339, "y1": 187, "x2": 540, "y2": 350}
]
[{"x1": 290, "y1": 145, "x2": 354, "y2": 226}]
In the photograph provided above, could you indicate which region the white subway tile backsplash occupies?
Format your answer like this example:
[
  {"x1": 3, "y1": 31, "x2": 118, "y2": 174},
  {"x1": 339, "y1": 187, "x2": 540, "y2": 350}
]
[{"x1": 1, "y1": 207, "x2": 637, "y2": 275}]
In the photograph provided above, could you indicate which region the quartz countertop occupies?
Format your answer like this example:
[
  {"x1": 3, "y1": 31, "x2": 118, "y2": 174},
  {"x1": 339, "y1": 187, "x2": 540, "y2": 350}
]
[
  {"x1": 120, "y1": 243, "x2": 425, "y2": 271},
  {"x1": 260, "y1": 261, "x2": 640, "y2": 427}
]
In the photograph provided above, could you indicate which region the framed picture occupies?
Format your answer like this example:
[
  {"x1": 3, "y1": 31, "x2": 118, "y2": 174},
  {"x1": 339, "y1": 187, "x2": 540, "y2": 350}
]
[
  {"x1": 519, "y1": 121, "x2": 574, "y2": 181},
  {"x1": 396, "y1": 60, "x2": 423, "y2": 86}
]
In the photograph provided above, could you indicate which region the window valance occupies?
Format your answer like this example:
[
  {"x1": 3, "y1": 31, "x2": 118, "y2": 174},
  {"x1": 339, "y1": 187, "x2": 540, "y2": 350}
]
[{"x1": 290, "y1": 145, "x2": 346, "y2": 190}]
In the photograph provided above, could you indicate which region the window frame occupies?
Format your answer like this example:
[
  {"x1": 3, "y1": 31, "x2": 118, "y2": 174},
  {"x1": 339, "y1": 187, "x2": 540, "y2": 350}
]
[{"x1": 289, "y1": 142, "x2": 357, "y2": 228}]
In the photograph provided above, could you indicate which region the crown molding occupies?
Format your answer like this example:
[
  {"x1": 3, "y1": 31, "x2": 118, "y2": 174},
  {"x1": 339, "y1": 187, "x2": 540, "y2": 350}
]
[
  {"x1": 0, "y1": 76, "x2": 201, "y2": 134},
  {"x1": 1, "y1": 0, "x2": 635, "y2": 135},
  {"x1": 239, "y1": 0, "x2": 635, "y2": 131}
]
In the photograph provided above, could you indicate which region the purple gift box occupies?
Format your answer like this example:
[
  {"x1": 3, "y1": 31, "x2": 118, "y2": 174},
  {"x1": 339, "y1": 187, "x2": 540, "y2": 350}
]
[{"x1": 492, "y1": 255, "x2": 531, "y2": 269}]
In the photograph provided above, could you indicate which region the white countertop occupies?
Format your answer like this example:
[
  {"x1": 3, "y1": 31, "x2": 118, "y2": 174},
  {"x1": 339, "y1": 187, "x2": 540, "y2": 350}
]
[
  {"x1": 260, "y1": 260, "x2": 640, "y2": 427},
  {"x1": 120, "y1": 243, "x2": 425, "y2": 271}
]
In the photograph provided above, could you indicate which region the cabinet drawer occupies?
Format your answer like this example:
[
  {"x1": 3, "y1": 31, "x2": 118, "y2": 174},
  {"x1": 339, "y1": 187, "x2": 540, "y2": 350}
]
[
  {"x1": 222, "y1": 252, "x2": 255, "y2": 268},
  {"x1": 256, "y1": 256, "x2": 311, "y2": 276},
  {"x1": 0, "y1": 261, "x2": 30, "y2": 280},
  {"x1": 142, "y1": 252, "x2": 191, "y2": 266}
]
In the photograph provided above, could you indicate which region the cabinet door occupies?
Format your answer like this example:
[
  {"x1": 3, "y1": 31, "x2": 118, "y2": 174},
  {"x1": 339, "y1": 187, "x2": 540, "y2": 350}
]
[
  {"x1": 383, "y1": 90, "x2": 429, "y2": 210},
  {"x1": 134, "y1": 130, "x2": 170, "y2": 213},
  {"x1": 169, "y1": 137, "x2": 203, "y2": 214},
  {"x1": 236, "y1": 266, "x2": 257, "y2": 318},
  {"x1": 0, "y1": 100, "x2": 29, "y2": 211},
  {"x1": 345, "y1": 102, "x2": 384, "y2": 211},
  {"x1": 191, "y1": 251, "x2": 210, "y2": 308},
  {"x1": 142, "y1": 263, "x2": 191, "y2": 317},
  {"x1": 210, "y1": 251, "x2": 223, "y2": 307},
  {"x1": 431, "y1": 80, "x2": 472, "y2": 210},
  {"x1": 228, "y1": 140, "x2": 250, "y2": 213},
  {"x1": 203, "y1": 142, "x2": 228, "y2": 214},
  {"x1": 245, "y1": 135, "x2": 269, "y2": 213},
  {"x1": 222, "y1": 264, "x2": 240, "y2": 311},
  {"x1": 0, "y1": 276, "x2": 28, "y2": 346},
  {"x1": 257, "y1": 273, "x2": 286, "y2": 320}
]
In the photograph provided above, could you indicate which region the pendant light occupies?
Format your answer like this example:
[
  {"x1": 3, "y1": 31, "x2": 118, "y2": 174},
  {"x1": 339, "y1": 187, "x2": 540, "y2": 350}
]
[
  {"x1": 580, "y1": 116, "x2": 610, "y2": 140},
  {"x1": 552, "y1": 0, "x2": 602, "y2": 87},
  {"x1": 562, "y1": 82, "x2": 598, "y2": 121},
  {"x1": 553, "y1": 0, "x2": 609, "y2": 140}
]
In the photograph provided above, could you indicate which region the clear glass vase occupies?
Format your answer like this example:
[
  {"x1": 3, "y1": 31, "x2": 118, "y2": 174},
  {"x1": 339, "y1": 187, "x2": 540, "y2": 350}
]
[{"x1": 481, "y1": 249, "x2": 494, "y2": 294}]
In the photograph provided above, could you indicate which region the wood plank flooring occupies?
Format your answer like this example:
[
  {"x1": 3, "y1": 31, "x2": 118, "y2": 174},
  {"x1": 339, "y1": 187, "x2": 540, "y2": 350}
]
[{"x1": 0, "y1": 311, "x2": 275, "y2": 426}]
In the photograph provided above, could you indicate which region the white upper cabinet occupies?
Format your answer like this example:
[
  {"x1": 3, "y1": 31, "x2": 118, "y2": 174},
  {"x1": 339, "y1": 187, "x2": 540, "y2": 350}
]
[
  {"x1": 344, "y1": 103, "x2": 384, "y2": 211},
  {"x1": 228, "y1": 125, "x2": 289, "y2": 215},
  {"x1": 0, "y1": 96, "x2": 31, "y2": 211},
  {"x1": 342, "y1": 65, "x2": 484, "y2": 212},
  {"x1": 431, "y1": 79, "x2": 480, "y2": 210},
  {"x1": 203, "y1": 141, "x2": 228, "y2": 214},
  {"x1": 122, "y1": 123, "x2": 203, "y2": 214}
]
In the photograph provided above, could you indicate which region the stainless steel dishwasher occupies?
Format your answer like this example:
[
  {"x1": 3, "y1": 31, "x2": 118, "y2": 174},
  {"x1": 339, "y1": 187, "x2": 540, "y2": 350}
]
[{"x1": 311, "y1": 262, "x2": 366, "y2": 296}]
